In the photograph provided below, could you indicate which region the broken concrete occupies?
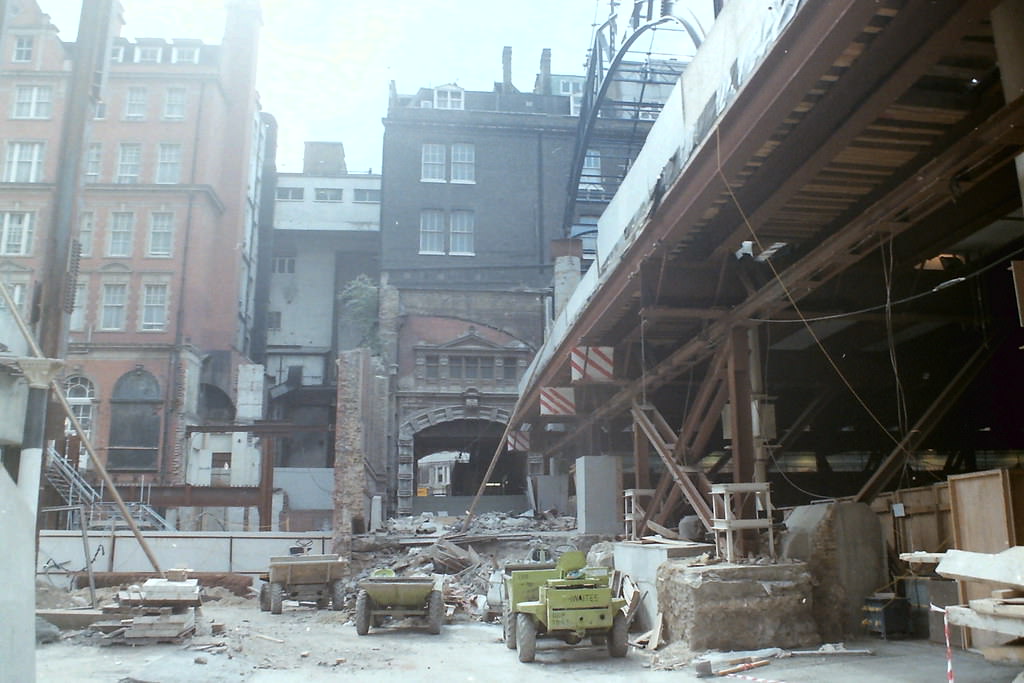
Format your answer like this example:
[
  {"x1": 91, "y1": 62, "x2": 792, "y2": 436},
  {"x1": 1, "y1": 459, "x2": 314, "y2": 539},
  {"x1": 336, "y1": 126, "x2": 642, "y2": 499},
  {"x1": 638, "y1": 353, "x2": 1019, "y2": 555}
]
[
  {"x1": 657, "y1": 560, "x2": 818, "y2": 651},
  {"x1": 780, "y1": 501, "x2": 886, "y2": 640},
  {"x1": 614, "y1": 540, "x2": 714, "y2": 631}
]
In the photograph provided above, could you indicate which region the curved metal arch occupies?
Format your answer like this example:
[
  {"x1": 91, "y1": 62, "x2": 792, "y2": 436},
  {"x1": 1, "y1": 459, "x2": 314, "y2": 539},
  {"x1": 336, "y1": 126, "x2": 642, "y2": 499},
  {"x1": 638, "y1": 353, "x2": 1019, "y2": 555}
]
[{"x1": 563, "y1": 13, "x2": 703, "y2": 232}]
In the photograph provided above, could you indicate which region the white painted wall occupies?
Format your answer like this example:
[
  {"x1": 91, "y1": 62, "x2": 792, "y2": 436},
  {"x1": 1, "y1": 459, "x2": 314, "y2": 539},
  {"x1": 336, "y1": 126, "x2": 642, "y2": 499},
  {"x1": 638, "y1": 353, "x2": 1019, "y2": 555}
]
[
  {"x1": 185, "y1": 432, "x2": 260, "y2": 486},
  {"x1": 274, "y1": 467, "x2": 333, "y2": 510},
  {"x1": 274, "y1": 175, "x2": 380, "y2": 232}
]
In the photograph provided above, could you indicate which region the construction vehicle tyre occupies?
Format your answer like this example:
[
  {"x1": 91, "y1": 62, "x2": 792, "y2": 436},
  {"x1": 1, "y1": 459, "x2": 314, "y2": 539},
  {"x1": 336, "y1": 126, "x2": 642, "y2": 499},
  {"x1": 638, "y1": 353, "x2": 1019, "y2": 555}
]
[
  {"x1": 270, "y1": 582, "x2": 284, "y2": 615},
  {"x1": 516, "y1": 613, "x2": 536, "y2": 663},
  {"x1": 503, "y1": 603, "x2": 516, "y2": 649},
  {"x1": 258, "y1": 583, "x2": 269, "y2": 612},
  {"x1": 608, "y1": 613, "x2": 628, "y2": 658},
  {"x1": 355, "y1": 590, "x2": 370, "y2": 635},
  {"x1": 427, "y1": 590, "x2": 444, "y2": 634},
  {"x1": 331, "y1": 580, "x2": 345, "y2": 611}
]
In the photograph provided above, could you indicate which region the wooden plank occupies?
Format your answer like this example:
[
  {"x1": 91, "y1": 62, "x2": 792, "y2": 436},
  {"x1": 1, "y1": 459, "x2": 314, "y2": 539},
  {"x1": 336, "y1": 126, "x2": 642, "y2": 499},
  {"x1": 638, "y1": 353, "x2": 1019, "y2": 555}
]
[
  {"x1": 647, "y1": 613, "x2": 663, "y2": 650},
  {"x1": 646, "y1": 520, "x2": 681, "y2": 540},
  {"x1": 946, "y1": 606, "x2": 1024, "y2": 639},
  {"x1": 969, "y1": 598, "x2": 1024, "y2": 620}
]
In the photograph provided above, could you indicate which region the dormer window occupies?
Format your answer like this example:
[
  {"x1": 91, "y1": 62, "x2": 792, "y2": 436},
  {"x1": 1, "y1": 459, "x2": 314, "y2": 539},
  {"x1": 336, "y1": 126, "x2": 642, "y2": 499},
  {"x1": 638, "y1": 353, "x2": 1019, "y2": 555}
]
[
  {"x1": 171, "y1": 46, "x2": 199, "y2": 64},
  {"x1": 135, "y1": 46, "x2": 162, "y2": 64},
  {"x1": 13, "y1": 36, "x2": 33, "y2": 62},
  {"x1": 434, "y1": 86, "x2": 463, "y2": 110}
]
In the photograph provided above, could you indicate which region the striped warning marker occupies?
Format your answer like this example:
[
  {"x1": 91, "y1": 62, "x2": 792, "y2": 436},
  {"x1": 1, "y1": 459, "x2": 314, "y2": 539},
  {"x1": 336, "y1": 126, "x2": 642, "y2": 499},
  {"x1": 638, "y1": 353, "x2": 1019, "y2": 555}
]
[
  {"x1": 506, "y1": 431, "x2": 530, "y2": 452},
  {"x1": 930, "y1": 603, "x2": 955, "y2": 682},
  {"x1": 570, "y1": 346, "x2": 615, "y2": 382},
  {"x1": 540, "y1": 387, "x2": 575, "y2": 415}
]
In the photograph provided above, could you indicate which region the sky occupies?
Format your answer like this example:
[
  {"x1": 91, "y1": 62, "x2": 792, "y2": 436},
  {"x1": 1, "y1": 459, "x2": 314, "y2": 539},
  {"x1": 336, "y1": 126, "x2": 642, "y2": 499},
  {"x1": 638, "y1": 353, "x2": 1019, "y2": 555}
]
[{"x1": 40, "y1": 0, "x2": 616, "y2": 174}]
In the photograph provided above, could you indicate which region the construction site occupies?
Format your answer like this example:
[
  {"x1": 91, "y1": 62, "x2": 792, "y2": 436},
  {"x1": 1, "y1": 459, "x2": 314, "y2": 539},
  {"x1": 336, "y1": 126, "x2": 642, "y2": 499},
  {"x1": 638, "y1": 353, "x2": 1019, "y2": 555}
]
[{"x1": 4, "y1": 0, "x2": 1024, "y2": 681}]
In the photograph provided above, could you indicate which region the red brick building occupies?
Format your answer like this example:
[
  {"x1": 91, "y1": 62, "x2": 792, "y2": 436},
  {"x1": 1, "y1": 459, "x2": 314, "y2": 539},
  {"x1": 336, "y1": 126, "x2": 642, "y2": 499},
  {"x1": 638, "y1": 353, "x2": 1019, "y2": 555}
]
[{"x1": 0, "y1": 0, "x2": 272, "y2": 484}]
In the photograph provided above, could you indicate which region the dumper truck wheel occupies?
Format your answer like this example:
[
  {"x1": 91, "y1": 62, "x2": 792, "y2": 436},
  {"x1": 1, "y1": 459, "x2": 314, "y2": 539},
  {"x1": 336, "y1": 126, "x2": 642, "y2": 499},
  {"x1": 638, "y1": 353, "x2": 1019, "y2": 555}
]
[
  {"x1": 331, "y1": 580, "x2": 345, "y2": 611},
  {"x1": 427, "y1": 590, "x2": 444, "y2": 634},
  {"x1": 516, "y1": 613, "x2": 536, "y2": 663},
  {"x1": 355, "y1": 590, "x2": 370, "y2": 635},
  {"x1": 608, "y1": 613, "x2": 628, "y2": 658},
  {"x1": 258, "y1": 583, "x2": 269, "y2": 612},
  {"x1": 502, "y1": 603, "x2": 516, "y2": 649},
  {"x1": 270, "y1": 582, "x2": 284, "y2": 615}
]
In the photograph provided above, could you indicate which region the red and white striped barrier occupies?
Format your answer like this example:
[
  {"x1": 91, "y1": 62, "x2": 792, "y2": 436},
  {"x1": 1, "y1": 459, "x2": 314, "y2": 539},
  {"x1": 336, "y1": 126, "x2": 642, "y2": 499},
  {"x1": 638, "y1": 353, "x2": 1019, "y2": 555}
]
[
  {"x1": 540, "y1": 387, "x2": 575, "y2": 415},
  {"x1": 930, "y1": 603, "x2": 955, "y2": 683},
  {"x1": 506, "y1": 431, "x2": 530, "y2": 452},
  {"x1": 570, "y1": 346, "x2": 615, "y2": 382}
]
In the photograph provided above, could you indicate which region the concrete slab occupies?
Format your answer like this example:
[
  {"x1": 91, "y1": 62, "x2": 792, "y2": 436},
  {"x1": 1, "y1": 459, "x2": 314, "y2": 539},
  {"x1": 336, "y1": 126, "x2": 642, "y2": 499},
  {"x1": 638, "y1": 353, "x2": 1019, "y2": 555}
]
[
  {"x1": 576, "y1": 455, "x2": 620, "y2": 535},
  {"x1": 35, "y1": 609, "x2": 107, "y2": 630}
]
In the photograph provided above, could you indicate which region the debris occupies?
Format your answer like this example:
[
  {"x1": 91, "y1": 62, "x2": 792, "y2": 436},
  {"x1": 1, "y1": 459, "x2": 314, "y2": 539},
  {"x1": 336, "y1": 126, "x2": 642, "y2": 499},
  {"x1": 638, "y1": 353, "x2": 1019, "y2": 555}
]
[
  {"x1": 194, "y1": 656, "x2": 207, "y2": 665},
  {"x1": 253, "y1": 632, "x2": 284, "y2": 644},
  {"x1": 35, "y1": 616, "x2": 60, "y2": 644}
]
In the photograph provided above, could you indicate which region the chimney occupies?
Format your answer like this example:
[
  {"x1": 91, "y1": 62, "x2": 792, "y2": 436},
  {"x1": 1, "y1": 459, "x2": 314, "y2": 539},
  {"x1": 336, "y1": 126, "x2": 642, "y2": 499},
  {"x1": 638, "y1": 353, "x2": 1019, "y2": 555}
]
[
  {"x1": 303, "y1": 142, "x2": 347, "y2": 176},
  {"x1": 551, "y1": 238, "x2": 583, "y2": 317},
  {"x1": 539, "y1": 48, "x2": 552, "y2": 95},
  {"x1": 502, "y1": 45, "x2": 513, "y2": 94}
]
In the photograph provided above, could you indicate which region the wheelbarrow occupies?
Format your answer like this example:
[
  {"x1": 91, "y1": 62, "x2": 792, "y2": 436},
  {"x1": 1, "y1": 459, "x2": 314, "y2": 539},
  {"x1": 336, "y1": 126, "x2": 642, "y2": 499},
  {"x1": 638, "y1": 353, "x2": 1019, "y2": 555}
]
[
  {"x1": 354, "y1": 569, "x2": 445, "y2": 635},
  {"x1": 258, "y1": 552, "x2": 348, "y2": 614}
]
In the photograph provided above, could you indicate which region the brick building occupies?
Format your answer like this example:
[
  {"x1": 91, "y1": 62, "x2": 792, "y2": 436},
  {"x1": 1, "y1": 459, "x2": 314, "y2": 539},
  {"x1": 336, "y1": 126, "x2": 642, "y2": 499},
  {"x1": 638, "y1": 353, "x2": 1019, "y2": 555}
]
[{"x1": 0, "y1": 0, "x2": 272, "y2": 488}]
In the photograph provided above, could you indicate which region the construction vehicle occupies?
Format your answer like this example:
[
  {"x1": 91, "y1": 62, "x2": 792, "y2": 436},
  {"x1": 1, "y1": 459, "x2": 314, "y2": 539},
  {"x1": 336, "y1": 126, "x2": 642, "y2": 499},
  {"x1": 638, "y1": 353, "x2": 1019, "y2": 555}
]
[
  {"x1": 258, "y1": 544, "x2": 348, "y2": 614},
  {"x1": 354, "y1": 569, "x2": 445, "y2": 635},
  {"x1": 503, "y1": 550, "x2": 628, "y2": 662}
]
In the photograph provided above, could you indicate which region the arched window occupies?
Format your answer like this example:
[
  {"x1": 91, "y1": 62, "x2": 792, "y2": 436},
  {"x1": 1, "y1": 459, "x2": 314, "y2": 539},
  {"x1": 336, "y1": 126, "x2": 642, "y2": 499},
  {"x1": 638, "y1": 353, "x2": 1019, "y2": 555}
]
[
  {"x1": 64, "y1": 375, "x2": 95, "y2": 439},
  {"x1": 107, "y1": 368, "x2": 161, "y2": 470}
]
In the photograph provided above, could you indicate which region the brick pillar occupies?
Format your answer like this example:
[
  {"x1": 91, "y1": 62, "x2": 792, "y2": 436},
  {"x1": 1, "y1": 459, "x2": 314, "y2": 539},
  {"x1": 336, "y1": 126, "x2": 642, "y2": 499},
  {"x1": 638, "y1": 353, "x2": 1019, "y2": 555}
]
[{"x1": 333, "y1": 349, "x2": 369, "y2": 559}]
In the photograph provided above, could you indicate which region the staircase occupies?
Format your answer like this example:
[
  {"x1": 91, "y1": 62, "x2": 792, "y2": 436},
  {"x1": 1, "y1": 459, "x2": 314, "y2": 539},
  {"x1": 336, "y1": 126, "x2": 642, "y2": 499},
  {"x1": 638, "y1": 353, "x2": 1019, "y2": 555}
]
[{"x1": 44, "y1": 447, "x2": 175, "y2": 531}]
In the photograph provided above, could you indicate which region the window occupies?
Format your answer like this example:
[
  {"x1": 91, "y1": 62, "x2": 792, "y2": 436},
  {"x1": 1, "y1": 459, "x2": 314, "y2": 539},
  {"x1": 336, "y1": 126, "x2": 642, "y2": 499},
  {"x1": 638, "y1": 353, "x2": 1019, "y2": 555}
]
[
  {"x1": 135, "y1": 46, "x2": 162, "y2": 63},
  {"x1": 425, "y1": 355, "x2": 439, "y2": 379},
  {"x1": 271, "y1": 256, "x2": 295, "y2": 274},
  {"x1": 314, "y1": 187, "x2": 343, "y2": 202},
  {"x1": 164, "y1": 87, "x2": 185, "y2": 119},
  {"x1": 503, "y1": 357, "x2": 519, "y2": 381},
  {"x1": 124, "y1": 87, "x2": 147, "y2": 119},
  {"x1": 267, "y1": 311, "x2": 281, "y2": 330},
  {"x1": 451, "y1": 143, "x2": 475, "y2": 183},
  {"x1": 353, "y1": 188, "x2": 380, "y2": 203},
  {"x1": 171, "y1": 46, "x2": 199, "y2": 64},
  {"x1": 84, "y1": 143, "x2": 102, "y2": 182},
  {"x1": 147, "y1": 212, "x2": 173, "y2": 256},
  {"x1": 435, "y1": 86, "x2": 464, "y2": 110},
  {"x1": 450, "y1": 210, "x2": 474, "y2": 255},
  {"x1": 419, "y1": 210, "x2": 445, "y2": 254},
  {"x1": 141, "y1": 283, "x2": 168, "y2": 330},
  {"x1": 110, "y1": 45, "x2": 125, "y2": 63},
  {"x1": 100, "y1": 283, "x2": 127, "y2": 330},
  {"x1": 0, "y1": 212, "x2": 33, "y2": 255},
  {"x1": 13, "y1": 85, "x2": 51, "y2": 118},
  {"x1": 107, "y1": 369, "x2": 161, "y2": 470},
  {"x1": 4, "y1": 141, "x2": 44, "y2": 182},
  {"x1": 64, "y1": 376, "x2": 95, "y2": 438},
  {"x1": 421, "y1": 144, "x2": 445, "y2": 182},
  {"x1": 93, "y1": 100, "x2": 106, "y2": 119},
  {"x1": 77, "y1": 212, "x2": 94, "y2": 257},
  {"x1": 69, "y1": 282, "x2": 87, "y2": 331},
  {"x1": 479, "y1": 357, "x2": 494, "y2": 379},
  {"x1": 116, "y1": 143, "x2": 141, "y2": 183},
  {"x1": 107, "y1": 212, "x2": 134, "y2": 257},
  {"x1": 156, "y1": 143, "x2": 181, "y2": 183},
  {"x1": 275, "y1": 186, "x2": 303, "y2": 200},
  {"x1": 13, "y1": 36, "x2": 33, "y2": 62},
  {"x1": 0, "y1": 281, "x2": 26, "y2": 311}
]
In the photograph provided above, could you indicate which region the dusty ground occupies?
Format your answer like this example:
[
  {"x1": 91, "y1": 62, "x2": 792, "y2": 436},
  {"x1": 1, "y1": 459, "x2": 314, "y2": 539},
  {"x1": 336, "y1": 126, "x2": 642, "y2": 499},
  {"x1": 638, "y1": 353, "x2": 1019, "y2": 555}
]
[{"x1": 35, "y1": 597, "x2": 1022, "y2": 682}]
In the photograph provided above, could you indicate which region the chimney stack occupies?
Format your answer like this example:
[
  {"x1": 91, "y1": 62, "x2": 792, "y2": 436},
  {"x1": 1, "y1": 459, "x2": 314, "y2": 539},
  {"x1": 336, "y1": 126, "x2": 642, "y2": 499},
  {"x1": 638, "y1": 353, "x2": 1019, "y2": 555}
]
[
  {"x1": 502, "y1": 46, "x2": 513, "y2": 93},
  {"x1": 539, "y1": 48, "x2": 552, "y2": 95}
]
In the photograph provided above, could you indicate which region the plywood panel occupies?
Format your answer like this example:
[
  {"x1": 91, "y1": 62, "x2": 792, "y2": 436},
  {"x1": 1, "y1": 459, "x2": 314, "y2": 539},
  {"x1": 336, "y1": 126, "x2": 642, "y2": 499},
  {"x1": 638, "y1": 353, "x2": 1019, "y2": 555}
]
[{"x1": 948, "y1": 469, "x2": 1024, "y2": 648}]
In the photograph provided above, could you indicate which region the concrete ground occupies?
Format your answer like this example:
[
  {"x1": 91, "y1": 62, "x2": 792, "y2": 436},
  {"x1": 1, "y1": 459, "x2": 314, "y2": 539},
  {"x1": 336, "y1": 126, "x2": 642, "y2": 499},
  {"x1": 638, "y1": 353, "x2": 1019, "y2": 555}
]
[{"x1": 35, "y1": 602, "x2": 1022, "y2": 682}]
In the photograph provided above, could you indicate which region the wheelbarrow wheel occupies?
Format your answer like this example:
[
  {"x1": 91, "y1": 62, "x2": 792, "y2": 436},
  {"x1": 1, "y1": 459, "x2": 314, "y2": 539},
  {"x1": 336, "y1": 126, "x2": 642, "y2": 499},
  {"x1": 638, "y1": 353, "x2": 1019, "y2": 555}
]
[
  {"x1": 270, "y1": 582, "x2": 284, "y2": 615},
  {"x1": 608, "y1": 613, "x2": 628, "y2": 658},
  {"x1": 502, "y1": 602, "x2": 516, "y2": 649},
  {"x1": 355, "y1": 589, "x2": 370, "y2": 635},
  {"x1": 258, "y1": 583, "x2": 269, "y2": 612},
  {"x1": 427, "y1": 590, "x2": 444, "y2": 635},
  {"x1": 331, "y1": 580, "x2": 345, "y2": 611},
  {"x1": 516, "y1": 613, "x2": 536, "y2": 663}
]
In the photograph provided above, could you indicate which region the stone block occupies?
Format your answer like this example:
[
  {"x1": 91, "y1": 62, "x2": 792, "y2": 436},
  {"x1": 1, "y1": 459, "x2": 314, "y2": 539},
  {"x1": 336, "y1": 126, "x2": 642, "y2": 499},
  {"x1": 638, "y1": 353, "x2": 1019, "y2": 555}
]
[{"x1": 657, "y1": 561, "x2": 818, "y2": 651}]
